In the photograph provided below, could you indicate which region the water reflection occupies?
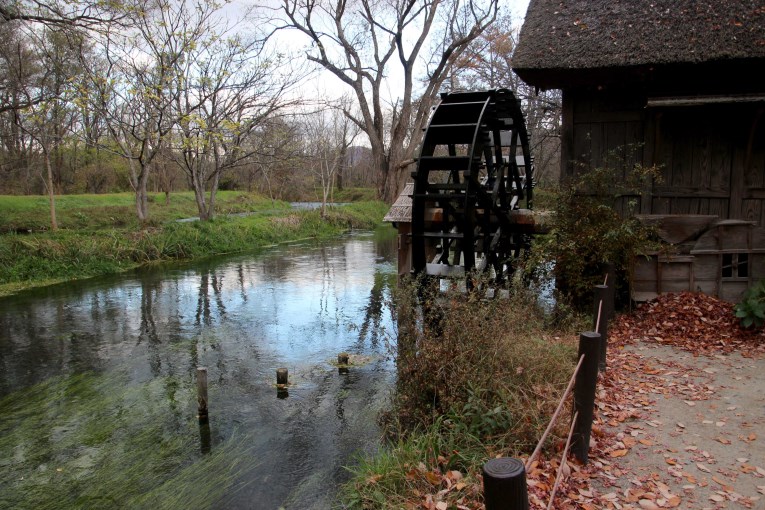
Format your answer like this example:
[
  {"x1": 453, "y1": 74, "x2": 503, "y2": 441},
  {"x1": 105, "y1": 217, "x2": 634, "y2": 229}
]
[{"x1": 0, "y1": 227, "x2": 398, "y2": 509}]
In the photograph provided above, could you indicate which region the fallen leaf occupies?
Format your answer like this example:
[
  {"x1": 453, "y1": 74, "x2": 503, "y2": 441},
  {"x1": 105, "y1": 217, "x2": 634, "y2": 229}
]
[
  {"x1": 610, "y1": 449, "x2": 628, "y2": 457},
  {"x1": 424, "y1": 471, "x2": 442, "y2": 486}
]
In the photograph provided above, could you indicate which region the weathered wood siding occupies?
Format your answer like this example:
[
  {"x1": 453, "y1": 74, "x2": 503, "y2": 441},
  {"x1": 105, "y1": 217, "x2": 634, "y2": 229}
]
[
  {"x1": 562, "y1": 89, "x2": 765, "y2": 226},
  {"x1": 563, "y1": 89, "x2": 646, "y2": 216}
]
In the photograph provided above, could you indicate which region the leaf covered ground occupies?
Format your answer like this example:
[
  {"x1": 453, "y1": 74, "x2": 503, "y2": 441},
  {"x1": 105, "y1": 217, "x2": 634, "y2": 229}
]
[{"x1": 400, "y1": 292, "x2": 765, "y2": 509}]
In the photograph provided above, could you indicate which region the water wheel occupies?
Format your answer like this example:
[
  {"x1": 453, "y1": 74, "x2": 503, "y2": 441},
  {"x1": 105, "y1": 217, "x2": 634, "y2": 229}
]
[{"x1": 410, "y1": 88, "x2": 534, "y2": 283}]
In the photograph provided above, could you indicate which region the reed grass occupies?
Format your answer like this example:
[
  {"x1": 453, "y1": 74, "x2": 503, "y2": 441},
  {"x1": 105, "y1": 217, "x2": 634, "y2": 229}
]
[{"x1": 340, "y1": 276, "x2": 582, "y2": 508}]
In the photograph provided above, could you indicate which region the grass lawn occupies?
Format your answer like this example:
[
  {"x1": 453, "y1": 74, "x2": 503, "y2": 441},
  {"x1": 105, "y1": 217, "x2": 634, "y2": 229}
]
[{"x1": 0, "y1": 191, "x2": 295, "y2": 232}]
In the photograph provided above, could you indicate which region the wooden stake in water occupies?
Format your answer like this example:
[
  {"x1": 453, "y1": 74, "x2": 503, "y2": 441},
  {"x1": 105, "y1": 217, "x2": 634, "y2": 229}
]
[
  {"x1": 276, "y1": 367, "x2": 288, "y2": 386},
  {"x1": 338, "y1": 352, "x2": 349, "y2": 365},
  {"x1": 197, "y1": 367, "x2": 209, "y2": 421}
]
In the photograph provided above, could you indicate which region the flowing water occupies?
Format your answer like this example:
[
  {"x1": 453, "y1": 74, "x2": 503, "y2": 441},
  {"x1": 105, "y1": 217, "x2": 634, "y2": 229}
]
[{"x1": 0, "y1": 227, "x2": 398, "y2": 509}]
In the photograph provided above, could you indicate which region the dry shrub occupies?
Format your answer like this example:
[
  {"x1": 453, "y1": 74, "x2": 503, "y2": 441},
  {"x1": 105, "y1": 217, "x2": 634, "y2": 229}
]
[
  {"x1": 391, "y1": 275, "x2": 577, "y2": 451},
  {"x1": 269, "y1": 214, "x2": 301, "y2": 229}
]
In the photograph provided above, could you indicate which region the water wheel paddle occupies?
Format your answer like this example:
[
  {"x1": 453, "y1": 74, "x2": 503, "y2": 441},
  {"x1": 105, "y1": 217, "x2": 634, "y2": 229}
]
[{"x1": 411, "y1": 89, "x2": 534, "y2": 282}]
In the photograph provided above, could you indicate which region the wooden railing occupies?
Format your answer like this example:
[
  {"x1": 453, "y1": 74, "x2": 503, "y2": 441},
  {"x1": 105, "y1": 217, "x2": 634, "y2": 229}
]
[{"x1": 483, "y1": 276, "x2": 615, "y2": 509}]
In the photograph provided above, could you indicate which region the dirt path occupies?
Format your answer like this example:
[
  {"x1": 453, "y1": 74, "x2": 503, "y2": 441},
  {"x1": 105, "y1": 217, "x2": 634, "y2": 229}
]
[{"x1": 587, "y1": 341, "x2": 765, "y2": 509}]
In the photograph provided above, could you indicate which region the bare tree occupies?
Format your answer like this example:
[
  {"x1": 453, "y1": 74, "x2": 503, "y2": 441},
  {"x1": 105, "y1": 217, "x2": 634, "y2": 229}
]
[
  {"x1": 280, "y1": 0, "x2": 499, "y2": 202},
  {"x1": 7, "y1": 26, "x2": 84, "y2": 228},
  {"x1": 0, "y1": 21, "x2": 36, "y2": 189},
  {"x1": 170, "y1": 27, "x2": 302, "y2": 220},
  {"x1": 0, "y1": 0, "x2": 126, "y2": 30},
  {"x1": 450, "y1": 16, "x2": 562, "y2": 186},
  {"x1": 302, "y1": 98, "x2": 360, "y2": 216},
  {"x1": 1, "y1": 0, "x2": 126, "y2": 116},
  {"x1": 95, "y1": 0, "x2": 214, "y2": 223},
  {"x1": 238, "y1": 117, "x2": 304, "y2": 202}
]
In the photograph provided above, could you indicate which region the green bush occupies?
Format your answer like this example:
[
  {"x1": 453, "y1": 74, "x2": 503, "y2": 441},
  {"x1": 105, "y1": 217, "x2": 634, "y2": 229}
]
[
  {"x1": 735, "y1": 280, "x2": 765, "y2": 329},
  {"x1": 528, "y1": 145, "x2": 660, "y2": 311}
]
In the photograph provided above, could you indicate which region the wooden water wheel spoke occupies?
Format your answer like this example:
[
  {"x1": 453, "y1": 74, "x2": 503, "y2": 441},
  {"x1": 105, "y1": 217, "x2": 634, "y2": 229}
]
[{"x1": 411, "y1": 88, "x2": 533, "y2": 282}]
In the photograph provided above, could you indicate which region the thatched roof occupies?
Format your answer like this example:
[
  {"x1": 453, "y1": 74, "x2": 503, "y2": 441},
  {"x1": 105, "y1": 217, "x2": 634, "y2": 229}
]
[
  {"x1": 513, "y1": 0, "x2": 765, "y2": 89},
  {"x1": 383, "y1": 182, "x2": 413, "y2": 223}
]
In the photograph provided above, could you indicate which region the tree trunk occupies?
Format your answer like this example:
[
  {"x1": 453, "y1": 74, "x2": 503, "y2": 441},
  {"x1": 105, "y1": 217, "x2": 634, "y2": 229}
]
[
  {"x1": 207, "y1": 171, "x2": 220, "y2": 221},
  {"x1": 194, "y1": 187, "x2": 209, "y2": 221},
  {"x1": 43, "y1": 149, "x2": 58, "y2": 231},
  {"x1": 337, "y1": 145, "x2": 346, "y2": 191},
  {"x1": 136, "y1": 166, "x2": 150, "y2": 225}
]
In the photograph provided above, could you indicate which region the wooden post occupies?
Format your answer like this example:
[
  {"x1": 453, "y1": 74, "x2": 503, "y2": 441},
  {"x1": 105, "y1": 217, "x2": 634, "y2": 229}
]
[
  {"x1": 592, "y1": 285, "x2": 609, "y2": 371},
  {"x1": 573, "y1": 332, "x2": 600, "y2": 465},
  {"x1": 338, "y1": 352, "x2": 349, "y2": 365},
  {"x1": 276, "y1": 368, "x2": 288, "y2": 385},
  {"x1": 197, "y1": 367, "x2": 208, "y2": 422},
  {"x1": 482, "y1": 457, "x2": 529, "y2": 510},
  {"x1": 602, "y1": 281, "x2": 615, "y2": 370},
  {"x1": 199, "y1": 420, "x2": 211, "y2": 454}
]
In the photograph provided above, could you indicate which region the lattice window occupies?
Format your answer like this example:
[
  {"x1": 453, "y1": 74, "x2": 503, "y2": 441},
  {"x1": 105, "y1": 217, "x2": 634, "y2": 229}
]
[{"x1": 721, "y1": 253, "x2": 749, "y2": 279}]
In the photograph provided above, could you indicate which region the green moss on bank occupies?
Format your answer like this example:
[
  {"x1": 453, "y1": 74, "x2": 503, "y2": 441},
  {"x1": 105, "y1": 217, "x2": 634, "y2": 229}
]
[{"x1": 0, "y1": 200, "x2": 389, "y2": 297}]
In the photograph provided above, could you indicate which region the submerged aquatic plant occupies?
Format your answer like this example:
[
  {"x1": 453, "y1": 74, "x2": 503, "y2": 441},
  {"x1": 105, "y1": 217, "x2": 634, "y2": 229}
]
[{"x1": 0, "y1": 372, "x2": 257, "y2": 510}]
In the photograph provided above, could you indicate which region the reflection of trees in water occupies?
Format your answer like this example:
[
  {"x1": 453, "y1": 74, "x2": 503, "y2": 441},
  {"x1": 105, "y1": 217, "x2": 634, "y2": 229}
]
[
  {"x1": 136, "y1": 277, "x2": 186, "y2": 429},
  {"x1": 195, "y1": 269, "x2": 227, "y2": 326},
  {"x1": 318, "y1": 245, "x2": 341, "y2": 327},
  {"x1": 357, "y1": 270, "x2": 395, "y2": 347},
  {"x1": 236, "y1": 264, "x2": 248, "y2": 303},
  {"x1": 139, "y1": 278, "x2": 162, "y2": 375},
  {"x1": 375, "y1": 227, "x2": 397, "y2": 260}
]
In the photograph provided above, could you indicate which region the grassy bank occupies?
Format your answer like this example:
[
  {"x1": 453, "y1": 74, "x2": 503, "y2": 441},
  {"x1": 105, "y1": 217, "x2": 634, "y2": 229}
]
[
  {"x1": 0, "y1": 192, "x2": 388, "y2": 296},
  {"x1": 340, "y1": 280, "x2": 583, "y2": 508},
  {"x1": 0, "y1": 191, "x2": 298, "y2": 233}
]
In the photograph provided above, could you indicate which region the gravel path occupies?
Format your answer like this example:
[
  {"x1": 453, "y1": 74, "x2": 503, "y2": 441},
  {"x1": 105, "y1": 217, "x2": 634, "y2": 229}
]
[{"x1": 588, "y1": 342, "x2": 765, "y2": 509}]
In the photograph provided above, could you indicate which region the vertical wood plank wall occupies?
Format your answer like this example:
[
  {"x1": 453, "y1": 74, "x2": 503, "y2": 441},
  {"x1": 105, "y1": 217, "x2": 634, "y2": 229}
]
[{"x1": 562, "y1": 90, "x2": 765, "y2": 227}]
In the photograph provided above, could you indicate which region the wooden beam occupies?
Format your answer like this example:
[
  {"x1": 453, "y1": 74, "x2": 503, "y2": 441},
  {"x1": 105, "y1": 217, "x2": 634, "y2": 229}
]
[{"x1": 647, "y1": 94, "x2": 765, "y2": 107}]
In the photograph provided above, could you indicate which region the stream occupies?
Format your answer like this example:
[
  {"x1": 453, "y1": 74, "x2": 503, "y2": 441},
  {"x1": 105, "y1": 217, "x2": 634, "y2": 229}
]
[{"x1": 0, "y1": 226, "x2": 398, "y2": 509}]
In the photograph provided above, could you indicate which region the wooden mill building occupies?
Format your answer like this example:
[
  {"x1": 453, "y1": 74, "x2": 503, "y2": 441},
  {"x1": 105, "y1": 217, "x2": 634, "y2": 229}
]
[{"x1": 513, "y1": 0, "x2": 765, "y2": 301}]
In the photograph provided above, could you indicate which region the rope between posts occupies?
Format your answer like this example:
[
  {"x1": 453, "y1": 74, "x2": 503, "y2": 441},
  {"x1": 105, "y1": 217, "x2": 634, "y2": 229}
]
[
  {"x1": 546, "y1": 410, "x2": 579, "y2": 510},
  {"x1": 525, "y1": 353, "x2": 585, "y2": 471},
  {"x1": 595, "y1": 273, "x2": 608, "y2": 333},
  {"x1": 595, "y1": 299, "x2": 603, "y2": 333}
]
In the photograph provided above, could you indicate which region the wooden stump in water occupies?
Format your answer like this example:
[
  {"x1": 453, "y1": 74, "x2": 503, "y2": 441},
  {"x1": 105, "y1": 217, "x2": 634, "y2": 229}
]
[
  {"x1": 197, "y1": 367, "x2": 208, "y2": 421},
  {"x1": 276, "y1": 367, "x2": 288, "y2": 385},
  {"x1": 338, "y1": 352, "x2": 349, "y2": 365}
]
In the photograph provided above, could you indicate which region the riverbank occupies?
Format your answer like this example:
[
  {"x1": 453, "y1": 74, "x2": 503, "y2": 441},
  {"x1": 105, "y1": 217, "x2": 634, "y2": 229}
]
[{"x1": 0, "y1": 191, "x2": 388, "y2": 296}]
